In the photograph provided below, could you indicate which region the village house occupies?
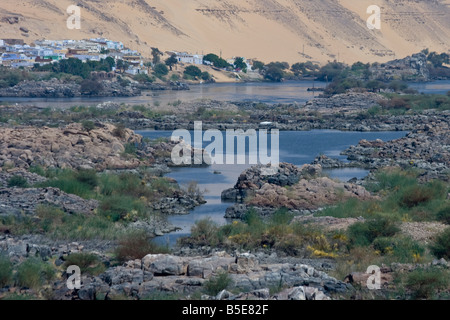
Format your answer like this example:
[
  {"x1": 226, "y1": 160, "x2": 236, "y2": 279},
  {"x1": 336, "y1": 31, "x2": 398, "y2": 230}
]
[{"x1": 172, "y1": 52, "x2": 204, "y2": 65}]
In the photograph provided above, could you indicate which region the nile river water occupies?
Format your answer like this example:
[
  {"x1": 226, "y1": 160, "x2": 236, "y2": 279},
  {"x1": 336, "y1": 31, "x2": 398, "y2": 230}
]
[{"x1": 138, "y1": 130, "x2": 407, "y2": 246}]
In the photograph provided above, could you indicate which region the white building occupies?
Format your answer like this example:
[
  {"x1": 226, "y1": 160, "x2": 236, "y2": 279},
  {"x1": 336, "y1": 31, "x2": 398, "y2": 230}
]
[
  {"x1": 125, "y1": 67, "x2": 148, "y2": 75},
  {"x1": 176, "y1": 52, "x2": 204, "y2": 65},
  {"x1": 0, "y1": 40, "x2": 4, "y2": 47}
]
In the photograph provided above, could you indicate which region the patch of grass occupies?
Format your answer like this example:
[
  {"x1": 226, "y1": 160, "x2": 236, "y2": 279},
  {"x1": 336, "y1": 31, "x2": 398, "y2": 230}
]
[
  {"x1": 7, "y1": 175, "x2": 29, "y2": 188},
  {"x1": 203, "y1": 271, "x2": 232, "y2": 296},
  {"x1": 348, "y1": 218, "x2": 400, "y2": 247},
  {"x1": 151, "y1": 177, "x2": 176, "y2": 197},
  {"x1": 399, "y1": 181, "x2": 446, "y2": 209},
  {"x1": 115, "y1": 231, "x2": 169, "y2": 263},
  {"x1": 63, "y1": 253, "x2": 106, "y2": 276},
  {"x1": 99, "y1": 195, "x2": 146, "y2": 222},
  {"x1": 132, "y1": 105, "x2": 147, "y2": 113},
  {"x1": 331, "y1": 247, "x2": 383, "y2": 281},
  {"x1": 436, "y1": 206, "x2": 450, "y2": 225},
  {"x1": 405, "y1": 268, "x2": 449, "y2": 299},
  {"x1": 0, "y1": 205, "x2": 123, "y2": 241},
  {"x1": 123, "y1": 143, "x2": 137, "y2": 155},
  {"x1": 75, "y1": 169, "x2": 99, "y2": 188},
  {"x1": 430, "y1": 228, "x2": 450, "y2": 260},
  {"x1": 322, "y1": 169, "x2": 449, "y2": 223},
  {"x1": 181, "y1": 209, "x2": 345, "y2": 257},
  {"x1": 0, "y1": 293, "x2": 36, "y2": 300},
  {"x1": 29, "y1": 165, "x2": 46, "y2": 177},
  {"x1": 35, "y1": 168, "x2": 96, "y2": 199},
  {"x1": 15, "y1": 258, "x2": 55, "y2": 289},
  {"x1": 168, "y1": 100, "x2": 182, "y2": 107},
  {"x1": 372, "y1": 236, "x2": 425, "y2": 263},
  {"x1": 0, "y1": 255, "x2": 13, "y2": 287},
  {"x1": 365, "y1": 169, "x2": 418, "y2": 193}
]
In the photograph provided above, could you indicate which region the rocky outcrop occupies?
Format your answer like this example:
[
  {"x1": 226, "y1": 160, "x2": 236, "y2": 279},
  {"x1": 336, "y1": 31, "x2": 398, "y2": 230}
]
[
  {"x1": 370, "y1": 53, "x2": 430, "y2": 81},
  {"x1": 0, "y1": 235, "x2": 92, "y2": 262},
  {"x1": 342, "y1": 120, "x2": 450, "y2": 180},
  {"x1": 141, "y1": 139, "x2": 212, "y2": 167},
  {"x1": 304, "y1": 92, "x2": 388, "y2": 115},
  {"x1": 151, "y1": 193, "x2": 206, "y2": 215},
  {"x1": 0, "y1": 187, "x2": 98, "y2": 216},
  {"x1": 223, "y1": 163, "x2": 373, "y2": 219},
  {"x1": 221, "y1": 163, "x2": 314, "y2": 202},
  {"x1": 55, "y1": 252, "x2": 351, "y2": 300},
  {"x1": 0, "y1": 168, "x2": 47, "y2": 187},
  {"x1": 312, "y1": 155, "x2": 352, "y2": 168},
  {"x1": 0, "y1": 123, "x2": 146, "y2": 170}
]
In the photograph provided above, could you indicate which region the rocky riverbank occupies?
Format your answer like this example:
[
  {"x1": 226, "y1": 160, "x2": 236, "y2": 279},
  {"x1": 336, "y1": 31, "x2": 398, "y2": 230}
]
[
  {"x1": 0, "y1": 79, "x2": 190, "y2": 98},
  {"x1": 2, "y1": 94, "x2": 446, "y2": 132},
  {"x1": 342, "y1": 119, "x2": 450, "y2": 181}
]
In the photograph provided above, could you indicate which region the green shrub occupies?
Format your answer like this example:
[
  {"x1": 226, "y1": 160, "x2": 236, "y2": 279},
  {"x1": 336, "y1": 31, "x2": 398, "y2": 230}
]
[
  {"x1": 436, "y1": 206, "x2": 450, "y2": 225},
  {"x1": 63, "y1": 253, "x2": 105, "y2": 276},
  {"x1": 372, "y1": 236, "x2": 425, "y2": 263},
  {"x1": 115, "y1": 231, "x2": 169, "y2": 263},
  {"x1": 99, "y1": 195, "x2": 145, "y2": 222},
  {"x1": 99, "y1": 172, "x2": 153, "y2": 199},
  {"x1": 81, "y1": 120, "x2": 96, "y2": 132},
  {"x1": 112, "y1": 123, "x2": 127, "y2": 138},
  {"x1": 203, "y1": 271, "x2": 232, "y2": 296},
  {"x1": 151, "y1": 177, "x2": 174, "y2": 197},
  {"x1": 7, "y1": 175, "x2": 29, "y2": 188},
  {"x1": 188, "y1": 218, "x2": 220, "y2": 246},
  {"x1": 38, "y1": 175, "x2": 93, "y2": 199},
  {"x1": 201, "y1": 72, "x2": 211, "y2": 81},
  {"x1": 0, "y1": 255, "x2": 13, "y2": 287},
  {"x1": 153, "y1": 63, "x2": 169, "y2": 77},
  {"x1": 365, "y1": 169, "x2": 417, "y2": 193},
  {"x1": 29, "y1": 165, "x2": 46, "y2": 177},
  {"x1": 264, "y1": 66, "x2": 284, "y2": 82},
  {"x1": 80, "y1": 79, "x2": 103, "y2": 95},
  {"x1": 430, "y1": 228, "x2": 450, "y2": 260},
  {"x1": 75, "y1": 169, "x2": 99, "y2": 188},
  {"x1": 348, "y1": 218, "x2": 400, "y2": 247},
  {"x1": 399, "y1": 182, "x2": 444, "y2": 208},
  {"x1": 134, "y1": 74, "x2": 153, "y2": 83},
  {"x1": 406, "y1": 268, "x2": 449, "y2": 299},
  {"x1": 184, "y1": 66, "x2": 202, "y2": 78},
  {"x1": 16, "y1": 258, "x2": 55, "y2": 289},
  {"x1": 123, "y1": 143, "x2": 137, "y2": 155}
]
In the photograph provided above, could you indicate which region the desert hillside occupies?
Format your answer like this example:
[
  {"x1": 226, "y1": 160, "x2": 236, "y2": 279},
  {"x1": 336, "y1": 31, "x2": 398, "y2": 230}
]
[{"x1": 0, "y1": 0, "x2": 449, "y2": 64}]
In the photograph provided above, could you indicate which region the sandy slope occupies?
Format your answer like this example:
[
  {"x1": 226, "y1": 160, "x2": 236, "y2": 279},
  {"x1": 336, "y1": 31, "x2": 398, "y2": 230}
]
[{"x1": 0, "y1": 0, "x2": 448, "y2": 64}]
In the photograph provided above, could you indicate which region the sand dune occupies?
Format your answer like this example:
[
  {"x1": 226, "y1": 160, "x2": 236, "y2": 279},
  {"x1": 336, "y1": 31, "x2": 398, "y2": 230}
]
[{"x1": 0, "y1": 0, "x2": 448, "y2": 64}]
